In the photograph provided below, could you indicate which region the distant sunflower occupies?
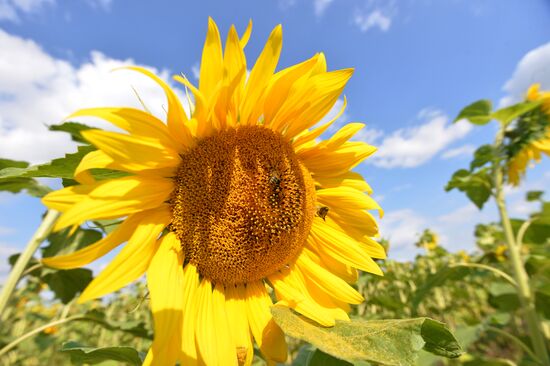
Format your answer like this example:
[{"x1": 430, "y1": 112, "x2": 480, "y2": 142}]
[
  {"x1": 42, "y1": 18, "x2": 384, "y2": 366},
  {"x1": 506, "y1": 83, "x2": 550, "y2": 185}
]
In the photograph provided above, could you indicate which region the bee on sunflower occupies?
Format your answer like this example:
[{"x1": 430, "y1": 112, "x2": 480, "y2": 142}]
[
  {"x1": 506, "y1": 83, "x2": 550, "y2": 186},
  {"x1": 41, "y1": 18, "x2": 384, "y2": 366}
]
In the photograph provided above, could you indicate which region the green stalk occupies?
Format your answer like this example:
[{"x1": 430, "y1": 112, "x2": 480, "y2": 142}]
[
  {"x1": 0, "y1": 210, "x2": 60, "y2": 318},
  {"x1": 493, "y1": 123, "x2": 550, "y2": 365}
]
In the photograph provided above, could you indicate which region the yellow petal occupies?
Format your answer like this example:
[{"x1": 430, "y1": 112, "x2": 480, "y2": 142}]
[
  {"x1": 81, "y1": 129, "x2": 180, "y2": 171},
  {"x1": 144, "y1": 232, "x2": 183, "y2": 366},
  {"x1": 296, "y1": 253, "x2": 363, "y2": 304},
  {"x1": 263, "y1": 55, "x2": 319, "y2": 127},
  {"x1": 122, "y1": 66, "x2": 194, "y2": 148},
  {"x1": 300, "y1": 141, "x2": 376, "y2": 177},
  {"x1": 74, "y1": 150, "x2": 115, "y2": 185},
  {"x1": 195, "y1": 279, "x2": 220, "y2": 366},
  {"x1": 54, "y1": 177, "x2": 173, "y2": 230},
  {"x1": 226, "y1": 285, "x2": 254, "y2": 366},
  {"x1": 180, "y1": 264, "x2": 200, "y2": 366},
  {"x1": 304, "y1": 246, "x2": 358, "y2": 284},
  {"x1": 67, "y1": 107, "x2": 180, "y2": 151},
  {"x1": 299, "y1": 122, "x2": 364, "y2": 156},
  {"x1": 42, "y1": 185, "x2": 92, "y2": 212},
  {"x1": 316, "y1": 186, "x2": 383, "y2": 216},
  {"x1": 240, "y1": 24, "x2": 283, "y2": 126},
  {"x1": 199, "y1": 17, "x2": 224, "y2": 101},
  {"x1": 223, "y1": 25, "x2": 247, "y2": 92},
  {"x1": 213, "y1": 284, "x2": 238, "y2": 365},
  {"x1": 309, "y1": 220, "x2": 383, "y2": 276},
  {"x1": 245, "y1": 281, "x2": 287, "y2": 363},
  {"x1": 41, "y1": 210, "x2": 148, "y2": 269},
  {"x1": 313, "y1": 171, "x2": 372, "y2": 194},
  {"x1": 173, "y1": 75, "x2": 209, "y2": 133},
  {"x1": 272, "y1": 68, "x2": 353, "y2": 138},
  {"x1": 269, "y1": 268, "x2": 338, "y2": 326},
  {"x1": 239, "y1": 19, "x2": 253, "y2": 48},
  {"x1": 78, "y1": 207, "x2": 171, "y2": 302},
  {"x1": 293, "y1": 96, "x2": 347, "y2": 150}
]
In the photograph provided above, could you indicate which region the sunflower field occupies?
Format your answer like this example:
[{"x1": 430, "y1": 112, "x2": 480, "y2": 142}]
[{"x1": 1, "y1": 18, "x2": 550, "y2": 366}]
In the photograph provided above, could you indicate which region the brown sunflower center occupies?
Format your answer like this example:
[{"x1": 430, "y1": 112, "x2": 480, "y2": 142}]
[{"x1": 170, "y1": 126, "x2": 316, "y2": 285}]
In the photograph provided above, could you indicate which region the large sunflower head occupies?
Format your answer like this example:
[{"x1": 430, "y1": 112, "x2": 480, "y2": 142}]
[
  {"x1": 41, "y1": 18, "x2": 384, "y2": 366},
  {"x1": 506, "y1": 83, "x2": 550, "y2": 186}
]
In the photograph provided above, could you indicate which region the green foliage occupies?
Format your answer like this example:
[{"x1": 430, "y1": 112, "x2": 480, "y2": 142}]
[
  {"x1": 411, "y1": 265, "x2": 469, "y2": 311},
  {"x1": 272, "y1": 306, "x2": 461, "y2": 366},
  {"x1": 454, "y1": 99, "x2": 493, "y2": 125},
  {"x1": 526, "y1": 191, "x2": 544, "y2": 202},
  {"x1": 48, "y1": 122, "x2": 93, "y2": 143},
  {"x1": 445, "y1": 168, "x2": 492, "y2": 209},
  {"x1": 504, "y1": 105, "x2": 550, "y2": 161},
  {"x1": 0, "y1": 158, "x2": 51, "y2": 197},
  {"x1": 491, "y1": 100, "x2": 541, "y2": 125},
  {"x1": 60, "y1": 341, "x2": 143, "y2": 365},
  {"x1": 42, "y1": 269, "x2": 93, "y2": 304},
  {"x1": 42, "y1": 228, "x2": 103, "y2": 258}
]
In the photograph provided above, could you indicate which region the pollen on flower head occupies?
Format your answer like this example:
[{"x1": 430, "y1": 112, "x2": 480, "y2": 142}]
[{"x1": 170, "y1": 126, "x2": 316, "y2": 285}]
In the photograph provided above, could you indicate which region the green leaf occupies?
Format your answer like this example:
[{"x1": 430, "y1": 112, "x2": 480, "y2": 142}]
[
  {"x1": 60, "y1": 342, "x2": 143, "y2": 365},
  {"x1": 470, "y1": 145, "x2": 494, "y2": 170},
  {"x1": 462, "y1": 356, "x2": 517, "y2": 366},
  {"x1": 42, "y1": 227, "x2": 103, "y2": 258},
  {"x1": 0, "y1": 158, "x2": 52, "y2": 197},
  {"x1": 83, "y1": 309, "x2": 152, "y2": 339},
  {"x1": 43, "y1": 268, "x2": 93, "y2": 304},
  {"x1": 488, "y1": 283, "x2": 519, "y2": 312},
  {"x1": 492, "y1": 100, "x2": 541, "y2": 125},
  {"x1": 49, "y1": 121, "x2": 94, "y2": 143},
  {"x1": 0, "y1": 145, "x2": 95, "y2": 180},
  {"x1": 0, "y1": 145, "x2": 129, "y2": 182},
  {"x1": 307, "y1": 349, "x2": 354, "y2": 365},
  {"x1": 271, "y1": 306, "x2": 461, "y2": 366},
  {"x1": 0, "y1": 158, "x2": 29, "y2": 169},
  {"x1": 526, "y1": 191, "x2": 544, "y2": 202},
  {"x1": 0, "y1": 177, "x2": 51, "y2": 197},
  {"x1": 292, "y1": 345, "x2": 315, "y2": 366},
  {"x1": 411, "y1": 265, "x2": 469, "y2": 311},
  {"x1": 453, "y1": 325, "x2": 483, "y2": 350},
  {"x1": 510, "y1": 219, "x2": 550, "y2": 246},
  {"x1": 455, "y1": 99, "x2": 493, "y2": 125},
  {"x1": 445, "y1": 169, "x2": 493, "y2": 209}
]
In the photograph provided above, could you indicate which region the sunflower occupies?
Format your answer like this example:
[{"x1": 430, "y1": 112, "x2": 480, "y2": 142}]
[
  {"x1": 506, "y1": 83, "x2": 550, "y2": 186},
  {"x1": 41, "y1": 18, "x2": 384, "y2": 366}
]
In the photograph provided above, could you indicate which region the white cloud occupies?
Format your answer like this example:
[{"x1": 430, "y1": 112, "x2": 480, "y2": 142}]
[
  {"x1": 0, "y1": 29, "x2": 189, "y2": 164},
  {"x1": 437, "y1": 203, "x2": 478, "y2": 225},
  {"x1": 500, "y1": 42, "x2": 550, "y2": 107},
  {"x1": 378, "y1": 208, "x2": 425, "y2": 259},
  {"x1": 277, "y1": 0, "x2": 296, "y2": 10},
  {"x1": 0, "y1": 0, "x2": 53, "y2": 22},
  {"x1": 353, "y1": 9, "x2": 392, "y2": 32},
  {"x1": 314, "y1": 0, "x2": 333, "y2": 17},
  {"x1": 381, "y1": 204, "x2": 494, "y2": 260},
  {"x1": 441, "y1": 144, "x2": 475, "y2": 159},
  {"x1": 191, "y1": 63, "x2": 200, "y2": 80},
  {"x1": 367, "y1": 109, "x2": 472, "y2": 168},
  {"x1": 353, "y1": 0, "x2": 396, "y2": 33},
  {"x1": 86, "y1": 0, "x2": 113, "y2": 11}
]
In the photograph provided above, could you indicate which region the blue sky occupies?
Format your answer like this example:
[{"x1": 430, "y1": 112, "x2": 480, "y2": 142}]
[{"x1": 1, "y1": 0, "x2": 550, "y2": 278}]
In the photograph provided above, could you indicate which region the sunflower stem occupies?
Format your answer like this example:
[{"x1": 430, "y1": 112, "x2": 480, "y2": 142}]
[
  {"x1": 493, "y1": 122, "x2": 550, "y2": 366},
  {"x1": 0, "y1": 209, "x2": 60, "y2": 318}
]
